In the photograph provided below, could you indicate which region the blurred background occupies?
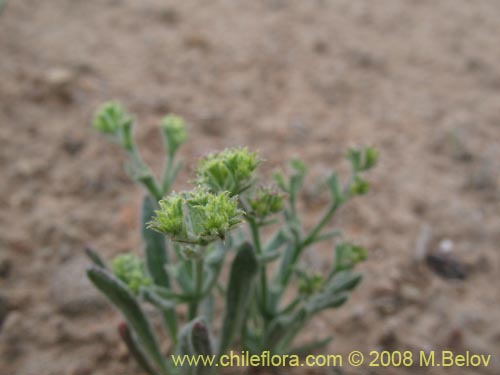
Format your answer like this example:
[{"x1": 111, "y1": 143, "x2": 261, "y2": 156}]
[{"x1": 0, "y1": 1, "x2": 499, "y2": 374}]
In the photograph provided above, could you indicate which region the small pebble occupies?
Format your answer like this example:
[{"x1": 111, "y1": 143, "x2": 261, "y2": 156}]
[{"x1": 438, "y1": 239, "x2": 454, "y2": 253}]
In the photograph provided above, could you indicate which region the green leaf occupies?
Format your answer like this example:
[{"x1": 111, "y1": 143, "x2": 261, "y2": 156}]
[
  {"x1": 87, "y1": 267, "x2": 168, "y2": 374},
  {"x1": 199, "y1": 294, "x2": 215, "y2": 326},
  {"x1": 168, "y1": 263, "x2": 194, "y2": 294},
  {"x1": 141, "y1": 288, "x2": 176, "y2": 311},
  {"x1": 263, "y1": 229, "x2": 289, "y2": 253},
  {"x1": 176, "y1": 318, "x2": 214, "y2": 375},
  {"x1": 278, "y1": 297, "x2": 301, "y2": 315},
  {"x1": 303, "y1": 272, "x2": 360, "y2": 317},
  {"x1": 163, "y1": 159, "x2": 184, "y2": 193},
  {"x1": 84, "y1": 246, "x2": 107, "y2": 269},
  {"x1": 257, "y1": 249, "x2": 281, "y2": 265},
  {"x1": 176, "y1": 323, "x2": 194, "y2": 374},
  {"x1": 118, "y1": 322, "x2": 159, "y2": 375},
  {"x1": 275, "y1": 243, "x2": 295, "y2": 286},
  {"x1": 265, "y1": 308, "x2": 308, "y2": 352},
  {"x1": 346, "y1": 149, "x2": 362, "y2": 172},
  {"x1": 141, "y1": 195, "x2": 177, "y2": 343},
  {"x1": 191, "y1": 320, "x2": 214, "y2": 375},
  {"x1": 273, "y1": 171, "x2": 287, "y2": 192},
  {"x1": 290, "y1": 158, "x2": 307, "y2": 177},
  {"x1": 326, "y1": 172, "x2": 343, "y2": 203},
  {"x1": 177, "y1": 322, "x2": 193, "y2": 356},
  {"x1": 288, "y1": 159, "x2": 307, "y2": 204},
  {"x1": 170, "y1": 244, "x2": 195, "y2": 293},
  {"x1": 241, "y1": 324, "x2": 261, "y2": 354},
  {"x1": 204, "y1": 242, "x2": 226, "y2": 268},
  {"x1": 218, "y1": 242, "x2": 258, "y2": 356},
  {"x1": 268, "y1": 243, "x2": 295, "y2": 314},
  {"x1": 307, "y1": 292, "x2": 349, "y2": 315},
  {"x1": 327, "y1": 271, "x2": 363, "y2": 294},
  {"x1": 202, "y1": 242, "x2": 226, "y2": 296},
  {"x1": 150, "y1": 285, "x2": 194, "y2": 304},
  {"x1": 308, "y1": 230, "x2": 341, "y2": 245},
  {"x1": 141, "y1": 195, "x2": 170, "y2": 287}
]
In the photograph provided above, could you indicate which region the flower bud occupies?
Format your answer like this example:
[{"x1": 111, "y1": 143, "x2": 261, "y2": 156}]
[
  {"x1": 148, "y1": 188, "x2": 244, "y2": 246},
  {"x1": 111, "y1": 253, "x2": 151, "y2": 294},
  {"x1": 160, "y1": 114, "x2": 187, "y2": 156},
  {"x1": 273, "y1": 159, "x2": 307, "y2": 195},
  {"x1": 346, "y1": 146, "x2": 378, "y2": 172},
  {"x1": 92, "y1": 101, "x2": 134, "y2": 150},
  {"x1": 196, "y1": 147, "x2": 260, "y2": 196},
  {"x1": 364, "y1": 146, "x2": 378, "y2": 170},
  {"x1": 349, "y1": 175, "x2": 370, "y2": 196},
  {"x1": 297, "y1": 271, "x2": 324, "y2": 296},
  {"x1": 334, "y1": 242, "x2": 367, "y2": 271},
  {"x1": 249, "y1": 187, "x2": 285, "y2": 218}
]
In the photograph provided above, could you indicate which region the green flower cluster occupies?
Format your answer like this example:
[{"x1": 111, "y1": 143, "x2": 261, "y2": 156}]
[
  {"x1": 111, "y1": 253, "x2": 151, "y2": 294},
  {"x1": 297, "y1": 271, "x2": 324, "y2": 296},
  {"x1": 346, "y1": 146, "x2": 378, "y2": 172},
  {"x1": 92, "y1": 101, "x2": 134, "y2": 150},
  {"x1": 346, "y1": 146, "x2": 378, "y2": 196},
  {"x1": 160, "y1": 114, "x2": 187, "y2": 157},
  {"x1": 196, "y1": 147, "x2": 260, "y2": 196},
  {"x1": 334, "y1": 242, "x2": 367, "y2": 271},
  {"x1": 249, "y1": 187, "x2": 285, "y2": 218},
  {"x1": 349, "y1": 175, "x2": 370, "y2": 196},
  {"x1": 148, "y1": 188, "x2": 244, "y2": 245}
]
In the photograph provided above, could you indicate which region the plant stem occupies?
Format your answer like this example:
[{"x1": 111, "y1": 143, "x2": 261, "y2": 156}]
[
  {"x1": 141, "y1": 176, "x2": 163, "y2": 202},
  {"x1": 128, "y1": 147, "x2": 163, "y2": 201},
  {"x1": 248, "y1": 217, "x2": 269, "y2": 322},
  {"x1": 188, "y1": 258, "x2": 204, "y2": 320},
  {"x1": 301, "y1": 201, "x2": 340, "y2": 248},
  {"x1": 248, "y1": 219, "x2": 262, "y2": 256},
  {"x1": 301, "y1": 172, "x2": 359, "y2": 249},
  {"x1": 161, "y1": 154, "x2": 174, "y2": 193},
  {"x1": 275, "y1": 185, "x2": 351, "y2": 312},
  {"x1": 277, "y1": 201, "x2": 343, "y2": 306}
]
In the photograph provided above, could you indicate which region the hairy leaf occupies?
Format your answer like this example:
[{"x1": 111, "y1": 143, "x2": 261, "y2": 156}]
[
  {"x1": 87, "y1": 267, "x2": 168, "y2": 374},
  {"x1": 218, "y1": 242, "x2": 258, "y2": 355}
]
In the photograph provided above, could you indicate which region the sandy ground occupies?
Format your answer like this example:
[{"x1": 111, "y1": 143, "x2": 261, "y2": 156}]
[{"x1": 0, "y1": 1, "x2": 499, "y2": 374}]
